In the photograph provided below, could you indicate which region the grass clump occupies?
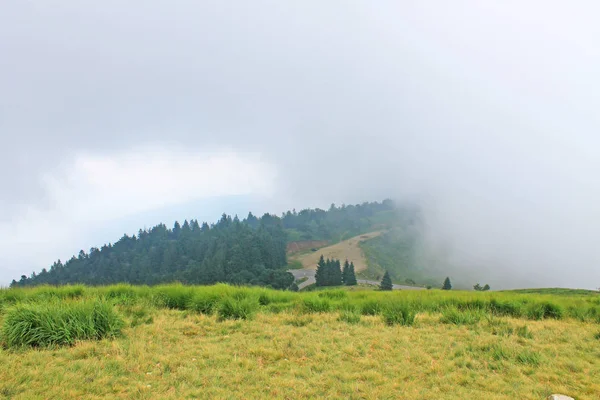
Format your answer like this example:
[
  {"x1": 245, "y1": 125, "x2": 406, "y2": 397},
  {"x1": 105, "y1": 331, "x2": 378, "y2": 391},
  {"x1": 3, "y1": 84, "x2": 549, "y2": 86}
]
[
  {"x1": 188, "y1": 292, "x2": 222, "y2": 315},
  {"x1": 2, "y1": 300, "x2": 123, "y2": 348},
  {"x1": 441, "y1": 307, "x2": 483, "y2": 325},
  {"x1": 526, "y1": 302, "x2": 564, "y2": 320},
  {"x1": 217, "y1": 297, "x2": 258, "y2": 321},
  {"x1": 516, "y1": 325, "x2": 533, "y2": 339},
  {"x1": 489, "y1": 299, "x2": 523, "y2": 317},
  {"x1": 360, "y1": 300, "x2": 383, "y2": 315},
  {"x1": 382, "y1": 303, "x2": 416, "y2": 326},
  {"x1": 152, "y1": 285, "x2": 195, "y2": 310},
  {"x1": 516, "y1": 350, "x2": 541, "y2": 366},
  {"x1": 318, "y1": 290, "x2": 347, "y2": 300},
  {"x1": 302, "y1": 297, "x2": 332, "y2": 313},
  {"x1": 338, "y1": 310, "x2": 361, "y2": 324},
  {"x1": 285, "y1": 314, "x2": 313, "y2": 327}
]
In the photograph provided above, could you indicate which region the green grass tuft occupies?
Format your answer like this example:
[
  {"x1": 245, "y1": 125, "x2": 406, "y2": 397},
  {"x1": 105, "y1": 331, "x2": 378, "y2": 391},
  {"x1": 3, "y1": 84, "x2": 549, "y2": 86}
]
[
  {"x1": 338, "y1": 310, "x2": 361, "y2": 324},
  {"x1": 217, "y1": 297, "x2": 258, "y2": 321},
  {"x1": 440, "y1": 307, "x2": 483, "y2": 325},
  {"x1": 2, "y1": 300, "x2": 123, "y2": 348},
  {"x1": 382, "y1": 303, "x2": 416, "y2": 326},
  {"x1": 302, "y1": 297, "x2": 332, "y2": 313}
]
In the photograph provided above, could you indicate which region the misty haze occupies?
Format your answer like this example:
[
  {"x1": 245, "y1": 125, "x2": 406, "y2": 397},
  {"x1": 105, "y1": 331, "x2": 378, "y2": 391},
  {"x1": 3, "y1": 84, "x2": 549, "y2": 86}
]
[{"x1": 1, "y1": 2, "x2": 599, "y2": 399}]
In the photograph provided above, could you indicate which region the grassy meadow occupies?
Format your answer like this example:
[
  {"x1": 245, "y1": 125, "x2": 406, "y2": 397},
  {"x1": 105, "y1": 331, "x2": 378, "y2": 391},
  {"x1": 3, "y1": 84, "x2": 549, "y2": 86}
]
[{"x1": 0, "y1": 284, "x2": 599, "y2": 399}]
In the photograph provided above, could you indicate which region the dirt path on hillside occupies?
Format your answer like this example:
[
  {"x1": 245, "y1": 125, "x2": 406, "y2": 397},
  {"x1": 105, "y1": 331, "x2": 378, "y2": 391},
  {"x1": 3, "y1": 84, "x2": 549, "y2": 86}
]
[{"x1": 289, "y1": 231, "x2": 383, "y2": 272}]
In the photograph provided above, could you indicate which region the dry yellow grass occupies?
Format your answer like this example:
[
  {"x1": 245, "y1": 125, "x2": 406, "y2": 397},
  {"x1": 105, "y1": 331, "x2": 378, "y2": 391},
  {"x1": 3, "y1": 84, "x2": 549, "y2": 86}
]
[
  {"x1": 1, "y1": 310, "x2": 598, "y2": 399},
  {"x1": 290, "y1": 231, "x2": 383, "y2": 272}
]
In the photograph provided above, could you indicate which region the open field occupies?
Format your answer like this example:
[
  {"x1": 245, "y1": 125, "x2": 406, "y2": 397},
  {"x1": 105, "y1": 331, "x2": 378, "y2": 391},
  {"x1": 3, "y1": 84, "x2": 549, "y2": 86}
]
[
  {"x1": 0, "y1": 285, "x2": 599, "y2": 399},
  {"x1": 289, "y1": 231, "x2": 383, "y2": 272}
]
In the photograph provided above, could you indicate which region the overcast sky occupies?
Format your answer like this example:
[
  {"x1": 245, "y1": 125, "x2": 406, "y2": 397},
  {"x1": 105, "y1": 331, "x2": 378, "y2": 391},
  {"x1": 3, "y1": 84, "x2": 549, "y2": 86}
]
[{"x1": 1, "y1": 1, "x2": 600, "y2": 288}]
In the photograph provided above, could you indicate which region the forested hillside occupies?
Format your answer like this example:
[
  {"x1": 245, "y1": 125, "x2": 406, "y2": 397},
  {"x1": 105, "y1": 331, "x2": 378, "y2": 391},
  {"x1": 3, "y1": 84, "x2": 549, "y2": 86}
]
[
  {"x1": 12, "y1": 200, "x2": 409, "y2": 288},
  {"x1": 281, "y1": 199, "x2": 402, "y2": 242}
]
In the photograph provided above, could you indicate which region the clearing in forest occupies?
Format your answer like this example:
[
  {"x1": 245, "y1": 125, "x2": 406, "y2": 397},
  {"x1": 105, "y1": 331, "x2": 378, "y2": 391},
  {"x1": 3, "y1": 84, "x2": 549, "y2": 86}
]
[{"x1": 289, "y1": 231, "x2": 383, "y2": 272}]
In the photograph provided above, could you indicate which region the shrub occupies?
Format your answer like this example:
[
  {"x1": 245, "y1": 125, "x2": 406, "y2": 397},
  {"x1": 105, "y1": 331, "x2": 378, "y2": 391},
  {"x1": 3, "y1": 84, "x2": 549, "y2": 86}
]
[
  {"x1": 382, "y1": 303, "x2": 416, "y2": 326},
  {"x1": 217, "y1": 297, "x2": 258, "y2": 320},
  {"x1": 2, "y1": 301, "x2": 123, "y2": 348}
]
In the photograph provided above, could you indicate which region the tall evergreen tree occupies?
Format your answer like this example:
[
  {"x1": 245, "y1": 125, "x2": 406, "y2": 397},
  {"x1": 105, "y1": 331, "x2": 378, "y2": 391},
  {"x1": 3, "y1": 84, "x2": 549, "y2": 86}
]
[
  {"x1": 380, "y1": 270, "x2": 393, "y2": 291},
  {"x1": 331, "y1": 259, "x2": 342, "y2": 286},
  {"x1": 346, "y1": 261, "x2": 357, "y2": 286},
  {"x1": 442, "y1": 277, "x2": 452, "y2": 290},
  {"x1": 315, "y1": 255, "x2": 327, "y2": 287},
  {"x1": 342, "y1": 259, "x2": 350, "y2": 284}
]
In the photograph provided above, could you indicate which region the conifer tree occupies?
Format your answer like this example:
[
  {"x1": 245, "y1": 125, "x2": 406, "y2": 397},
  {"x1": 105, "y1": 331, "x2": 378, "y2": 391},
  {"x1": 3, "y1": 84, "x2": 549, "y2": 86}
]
[
  {"x1": 380, "y1": 270, "x2": 393, "y2": 291},
  {"x1": 342, "y1": 259, "x2": 350, "y2": 284},
  {"x1": 331, "y1": 259, "x2": 342, "y2": 286},
  {"x1": 442, "y1": 277, "x2": 452, "y2": 290},
  {"x1": 315, "y1": 255, "x2": 327, "y2": 286},
  {"x1": 346, "y1": 261, "x2": 357, "y2": 286}
]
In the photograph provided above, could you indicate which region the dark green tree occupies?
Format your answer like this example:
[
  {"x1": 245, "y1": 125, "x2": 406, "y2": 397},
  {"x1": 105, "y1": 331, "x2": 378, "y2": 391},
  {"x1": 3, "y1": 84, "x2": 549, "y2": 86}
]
[
  {"x1": 342, "y1": 259, "x2": 350, "y2": 284},
  {"x1": 315, "y1": 255, "x2": 327, "y2": 286},
  {"x1": 380, "y1": 271, "x2": 393, "y2": 291},
  {"x1": 482, "y1": 284, "x2": 490, "y2": 291},
  {"x1": 331, "y1": 259, "x2": 342, "y2": 286},
  {"x1": 346, "y1": 261, "x2": 357, "y2": 286},
  {"x1": 473, "y1": 283, "x2": 482, "y2": 291},
  {"x1": 442, "y1": 277, "x2": 452, "y2": 290}
]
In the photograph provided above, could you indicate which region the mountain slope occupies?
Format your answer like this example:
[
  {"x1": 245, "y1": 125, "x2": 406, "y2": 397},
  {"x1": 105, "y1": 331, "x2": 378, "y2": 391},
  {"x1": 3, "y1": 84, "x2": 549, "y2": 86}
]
[
  {"x1": 12, "y1": 200, "x2": 413, "y2": 289},
  {"x1": 289, "y1": 231, "x2": 383, "y2": 272}
]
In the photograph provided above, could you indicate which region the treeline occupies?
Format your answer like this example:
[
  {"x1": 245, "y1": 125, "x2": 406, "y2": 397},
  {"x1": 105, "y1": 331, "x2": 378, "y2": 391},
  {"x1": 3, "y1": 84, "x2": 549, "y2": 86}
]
[
  {"x1": 13, "y1": 214, "x2": 292, "y2": 289},
  {"x1": 281, "y1": 199, "x2": 405, "y2": 241},
  {"x1": 315, "y1": 256, "x2": 357, "y2": 287},
  {"x1": 12, "y1": 199, "x2": 408, "y2": 290}
]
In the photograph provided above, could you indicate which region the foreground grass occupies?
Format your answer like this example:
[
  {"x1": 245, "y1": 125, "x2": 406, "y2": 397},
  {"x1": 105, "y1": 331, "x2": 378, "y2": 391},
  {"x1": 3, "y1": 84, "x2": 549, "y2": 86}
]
[
  {"x1": 0, "y1": 284, "x2": 599, "y2": 398},
  {"x1": 0, "y1": 310, "x2": 599, "y2": 399}
]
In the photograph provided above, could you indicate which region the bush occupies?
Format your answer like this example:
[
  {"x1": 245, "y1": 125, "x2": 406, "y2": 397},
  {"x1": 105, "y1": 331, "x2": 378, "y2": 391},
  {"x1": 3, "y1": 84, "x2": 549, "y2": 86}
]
[
  {"x1": 2, "y1": 301, "x2": 123, "y2": 348},
  {"x1": 382, "y1": 303, "x2": 416, "y2": 326},
  {"x1": 217, "y1": 297, "x2": 258, "y2": 320}
]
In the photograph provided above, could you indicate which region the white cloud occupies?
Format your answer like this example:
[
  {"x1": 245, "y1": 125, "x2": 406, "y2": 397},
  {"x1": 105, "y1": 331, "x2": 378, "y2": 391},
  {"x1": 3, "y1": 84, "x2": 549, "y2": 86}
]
[{"x1": 0, "y1": 146, "x2": 276, "y2": 284}]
